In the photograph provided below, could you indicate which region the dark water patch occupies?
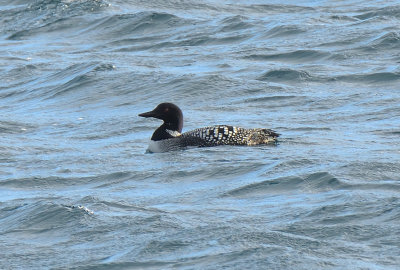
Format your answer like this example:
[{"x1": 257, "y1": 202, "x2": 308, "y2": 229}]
[
  {"x1": 334, "y1": 72, "x2": 400, "y2": 83},
  {"x1": 329, "y1": 15, "x2": 360, "y2": 22},
  {"x1": 317, "y1": 36, "x2": 368, "y2": 49},
  {"x1": 0, "y1": 0, "x2": 27, "y2": 5},
  {"x1": 382, "y1": 130, "x2": 400, "y2": 136},
  {"x1": 92, "y1": 171, "x2": 151, "y2": 189},
  {"x1": 28, "y1": 62, "x2": 114, "y2": 101},
  {"x1": 42, "y1": 61, "x2": 111, "y2": 85},
  {"x1": 326, "y1": 52, "x2": 354, "y2": 61},
  {"x1": 5, "y1": 63, "x2": 39, "y2": 74},
  {"x1": 341, "y1": 162, "x2": 400, "y2": 182},
  {"x1": 0, "y1": 63, "x2": 42, "y2": 97},
  {"x1": 105, "y1": 36, "x2": 162, "y2": 48},
  {"x1": 0, "y1": 120, "x2": 34, "y2": 134},
  {"x1": 176, "y1": 34, "x2": 249, "y2": 47},
  {"x1": 166, "y1": 161, "x2": 267, "y2": 183},
  {"x1": 0, "y1": 62, "x2": 104, "y2": 101},
  {"x1": 148, "y1": 227, "x2": 332, "y2": 270},
  {"x1": 244, "y1": 95, "x2": 299, "y2": 102},
  {"x1": 114, "y1": 41, "x2": 173, "y2": 52},
  {"x1": 301, "y1": 172, "x2": 345, "y2": 191},
  {"x1": 245, "y1": 50, "x2": 330, "y2": 63},
  {"x1": 258, "y1": 69, "x2": 313, "y2": 82},
  {"x1": 75, "y1": 226, "x2": 328, "y2": 269},
  {"x1": 0, "y1": 176, "x2": 91, "y2": 190},
  {"x1": 290, "y1": 127, "x2": 332, "y2": 131},
  {"x1": 368, "y1": 31, "x2": 400, "y2": 50},
  {"x1": 0, "y1": 200, "x2": 93, "y2": 234},
  {"x1": 0, "y1": 55, "x2": 31, "y2": 62},
  {"x1": 102, "y1": 14, "x2": 256, "y2": 51},
  {"x1": 80, "y1": 12, "x2": 188, "y2": 41},
  {"x1": 280, "y1": 223, "x2": 399, "y2": 253},
  {"x1": 116, "y1": 33, "x2": 250, "y2": 51},
  {"x1": 174, "y1": 34, "x2": 247, "y2": 47},
  {"x1": 0, "y1": 171, "x2": 146, "y2": 190},
  {"x1": 223, "y1": 172, "x2": 346, "y2": 197},
  {"x1": 2, "y1": 0, "x2": 109, "y2": 39},
  {"x1": 264, "y1": 25, "x2": 306, "y2": 38},
  {"x1": 78, "y1": 196, "x2": 165, "y2": 215},
  {"x1": 219, "y1": 15, "x2": 253, "y2": 32},
  {"x1": 223, "y1": 176, "x2": 303, "y2": 197},
  {"x1": 259, "y1": 69, "x2": 400, "y2": 84},
  {"x1": 42, "y1": 64, "x2": 101, "y2": 100},
  {"x1": 0, "y1": 156, "x2": 16, "y2": 167},
  {"x1": 240, "y1": 4, "x2": 315, "y2": 14},
  {"x1": 304, "y1": 196, "x2": 400, "y2": 226},
  {"x1": 242, "y1": 95, "x2": 308, "y2": 109},
  {"x1": 90, "y1": 13, "x2": 216, "y2": 51},
  {"x1": 138, "y1": 239, "x2": 190, "y2": 258},
  {"x1": 93, "y1": 63, "x2": 116, "y2": 72},
  {"x1": 7, "y1": 17, "x2": 87, "y2": 40},
  {"x1": 354, "y1": 5, "x2": 400, "y2": 20},
  {"x1": 72, "y1": 261, "x2": 179, "y2": 270}
]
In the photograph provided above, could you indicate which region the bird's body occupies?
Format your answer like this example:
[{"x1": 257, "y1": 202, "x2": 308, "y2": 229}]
[{"x1": 139, "y1": 103, "x2": 279, "y2": 153}]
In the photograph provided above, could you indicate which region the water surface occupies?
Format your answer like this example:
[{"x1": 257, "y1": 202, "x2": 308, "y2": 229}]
[{"x1": 1, "y1": 0, "x2": 400, "y2": 269}]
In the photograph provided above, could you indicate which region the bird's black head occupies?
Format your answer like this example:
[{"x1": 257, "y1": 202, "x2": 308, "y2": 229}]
[{"x1": 139, "y1": 102, "x2": 183, "y2": 132}]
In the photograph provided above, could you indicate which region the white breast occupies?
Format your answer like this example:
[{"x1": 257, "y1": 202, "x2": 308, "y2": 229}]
[
  {"x1": 147, "y1": 138, "x2": 183, "y2": 153},
  {"x1": 147, "y1": 140, "x2": 165, "y2": 153}
]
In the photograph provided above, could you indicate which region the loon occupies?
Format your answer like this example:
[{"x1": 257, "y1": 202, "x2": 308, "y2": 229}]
[{"x1": 139, "y1": 103, "x2": 279, "y2": 153}]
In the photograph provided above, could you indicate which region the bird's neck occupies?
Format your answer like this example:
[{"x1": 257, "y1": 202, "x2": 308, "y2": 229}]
[{"x1": 151, "y1": 122, "x2": 182, "y2": 141}]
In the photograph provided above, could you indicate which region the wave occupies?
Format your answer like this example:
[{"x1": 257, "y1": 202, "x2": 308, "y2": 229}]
[
  {"x1": 115, "y1": 34, "x2": 250, "y2": 52},
  {"x1": 108, "y1": 14, "x2": 255, "y2": 51},
  {"x1": 219, "y1": 15, "x2": 254, "y2": 32},
  {"x1": 0, "y1": 200, "x2": 93, "y2": 234},
  {"x1": 241, "y1": 95, "x2": 308, "y2": 109},
  {"x1": 245, "y1": 50, "x2": 330, "y2": 63},
  {"x1": 42, "y1": 62, "x2": 116, "y2": 100},
  {"x1": 0, "y1": 120, "x2": 34, "y2": 134},
  {"x1": 243, "y1": 95, "x2": 299, "y2": 103},
  {"x1": 258, "y1": 69, "x2": 313, "y2": 82},
  {"x1": 223, "y1": 172, "x2": 344, "y2": 197},
  {"x1": 264, "y1": 25, "x2": 306, "y2": 38},
  {"x1": 3, "y1": 0, "x2": 109, "y2": 40},
  {"x1": 329, "y1": 15, "x2": 360, "y2": 22},
  {"x1": 223, "y1": 172, "x2": 400, "y2": 197},
  {"x1": 369, "y1": 31, "x2": 400, "y2": 50},
  {"x1": 319, "y1": 31, "x2": 400, "y2": 60},
  {"x1": 334, "y1": 72, "x2": 400, "y2": 83},
  {"x1": 1, "y1": 61, "x2": 116, "y2": 102},
  {"x1": 258, "y1": 67, "x2": 400, "y2": 84},
  {"x1": 79, "y1": 12, "x2": 187, "y2": 41},
  {"x1": 239, "y1": 4, "x2": 315, "y2": 14},
  {"x1": 0, "y1": 171, "x2": 138, "y2": 190},
  {"x1": 354, "y1": 5, "x2": 400, "y2": 20}
]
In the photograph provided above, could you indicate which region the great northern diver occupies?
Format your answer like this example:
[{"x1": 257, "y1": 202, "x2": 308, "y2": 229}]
[{"x1": 139, "y1": 103, "x2": 279, "y2": 152}]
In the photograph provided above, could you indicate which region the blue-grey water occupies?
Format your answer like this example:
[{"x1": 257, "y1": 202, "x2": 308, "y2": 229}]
[{"x1": 1, "y1": 0, "x2": 400, "y2": 269}]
